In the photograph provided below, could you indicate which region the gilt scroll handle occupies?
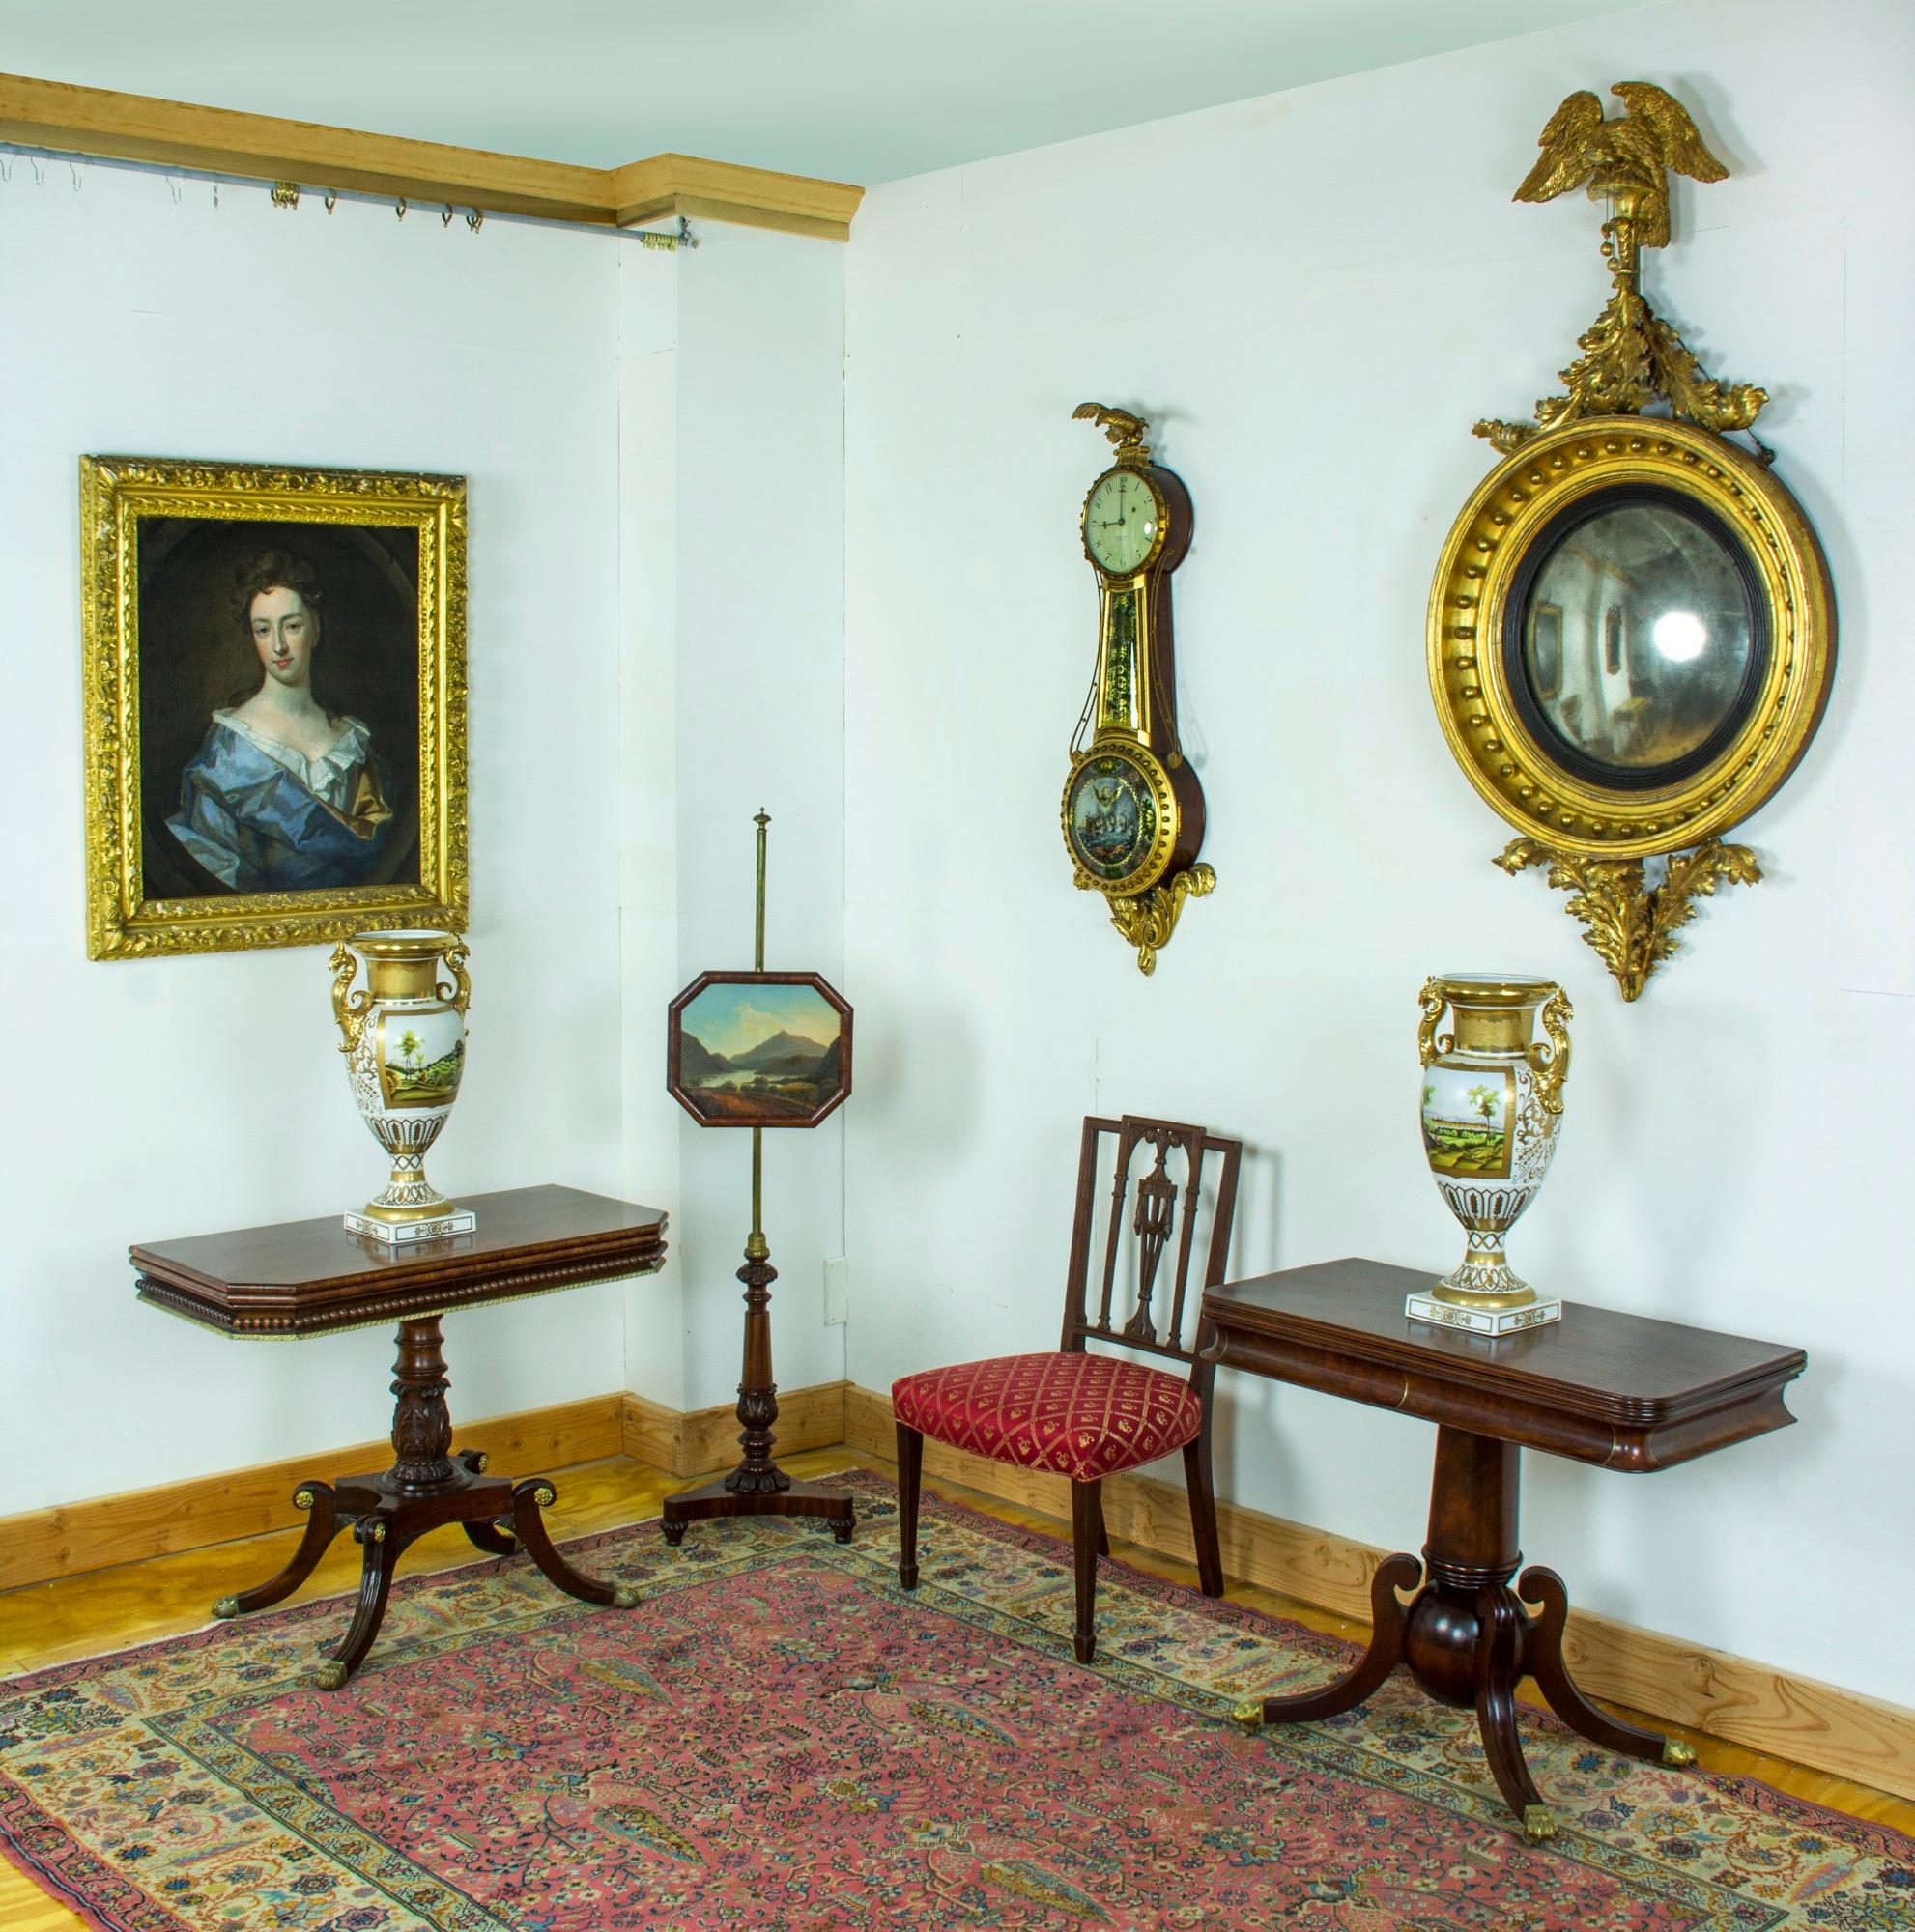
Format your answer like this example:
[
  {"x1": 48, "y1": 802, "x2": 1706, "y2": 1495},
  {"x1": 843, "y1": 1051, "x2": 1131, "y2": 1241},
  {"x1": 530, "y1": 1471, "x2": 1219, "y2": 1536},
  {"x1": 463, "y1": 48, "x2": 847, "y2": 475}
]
[
  {"x1": 329, "y1": 943, "x2": 371, "y2": 1056},
  {"x1": 1416, "y1": 978, "x2": 1451, "y2": 1069},
  {"x1": 1527, "y1": 988, "x2": 1574, "y2": 1115},
  {"x1": 436, "y1": 939, "x2": 472, "y2": 1018}
]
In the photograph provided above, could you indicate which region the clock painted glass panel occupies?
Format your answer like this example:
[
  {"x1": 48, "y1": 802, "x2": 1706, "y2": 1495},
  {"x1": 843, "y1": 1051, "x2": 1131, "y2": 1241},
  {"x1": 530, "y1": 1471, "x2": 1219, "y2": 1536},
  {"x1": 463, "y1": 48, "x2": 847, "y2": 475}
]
[
  {"x1": 1067, "y1": 753, "x2": 1157, "y2": 885},
  {"x1": 1085, "y1": 472, "x2": 1159, "y2": 574},
  {"x1": 1521, "y1": 498, "x2": 1756, "y2": 778}
]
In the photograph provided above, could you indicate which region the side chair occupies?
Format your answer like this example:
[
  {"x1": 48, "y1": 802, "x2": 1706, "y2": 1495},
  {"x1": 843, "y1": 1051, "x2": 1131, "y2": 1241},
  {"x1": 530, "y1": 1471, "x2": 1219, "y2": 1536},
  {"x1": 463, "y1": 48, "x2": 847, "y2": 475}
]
[{"x1": 892, "y1": 1113, "x2": 1243, "y2": 1663}]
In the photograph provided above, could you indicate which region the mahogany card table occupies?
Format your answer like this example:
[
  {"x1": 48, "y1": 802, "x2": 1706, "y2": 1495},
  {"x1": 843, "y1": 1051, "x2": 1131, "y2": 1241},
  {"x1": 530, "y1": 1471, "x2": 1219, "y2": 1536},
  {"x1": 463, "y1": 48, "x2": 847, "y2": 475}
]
[
  {"x1": 1202, "y1": 1256, "x2": 1805, "y2": 1840},
  {"x1": 131, "y1": 1184, "x2": 668, "y2": 1688}
]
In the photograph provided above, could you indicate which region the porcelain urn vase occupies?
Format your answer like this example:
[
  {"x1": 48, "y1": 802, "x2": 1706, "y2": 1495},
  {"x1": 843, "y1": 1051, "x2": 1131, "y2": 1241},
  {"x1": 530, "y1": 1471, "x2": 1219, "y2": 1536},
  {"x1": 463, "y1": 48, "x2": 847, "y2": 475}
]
[
  {"x1": 329, "y1": 930, "x2": 474, "y2": 1242},
  {"x1": 1413, "y1": 974, "x2": 1573, "y2": 1336}
]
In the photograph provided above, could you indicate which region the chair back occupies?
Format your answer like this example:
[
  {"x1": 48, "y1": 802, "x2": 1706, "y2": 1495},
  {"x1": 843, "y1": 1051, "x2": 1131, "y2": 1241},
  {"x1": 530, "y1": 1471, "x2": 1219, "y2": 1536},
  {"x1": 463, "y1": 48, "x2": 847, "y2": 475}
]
[{"x1": 1060, "y1": 1114, "x2": 1243, "y2": 1378}]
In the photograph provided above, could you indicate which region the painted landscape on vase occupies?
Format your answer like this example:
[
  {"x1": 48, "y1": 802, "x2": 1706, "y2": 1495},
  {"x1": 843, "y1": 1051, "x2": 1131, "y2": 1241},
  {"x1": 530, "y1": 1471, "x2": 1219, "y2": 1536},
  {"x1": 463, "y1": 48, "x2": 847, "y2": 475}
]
[
  {"x1": 675, "y1": 980, "x2": 845, "y2": 1125},
  {"x1": 1420, "y1": 1065, "x2": 1514, "y2": 1179}
]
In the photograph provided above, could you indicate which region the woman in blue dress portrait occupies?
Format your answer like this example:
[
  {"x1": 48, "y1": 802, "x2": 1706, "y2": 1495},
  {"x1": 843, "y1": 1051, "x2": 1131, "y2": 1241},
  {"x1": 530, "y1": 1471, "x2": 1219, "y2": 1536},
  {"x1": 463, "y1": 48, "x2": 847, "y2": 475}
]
[{"x1": 166, "y1": 549, "x2": 399, "y2": 893}]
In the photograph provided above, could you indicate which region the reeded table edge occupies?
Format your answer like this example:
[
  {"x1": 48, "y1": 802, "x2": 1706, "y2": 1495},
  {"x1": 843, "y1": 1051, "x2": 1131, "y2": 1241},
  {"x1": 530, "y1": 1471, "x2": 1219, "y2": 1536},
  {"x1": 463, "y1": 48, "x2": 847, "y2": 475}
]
[{"x1": 1201, "y1": 1277, "x2": 1806, "y2": 1435}]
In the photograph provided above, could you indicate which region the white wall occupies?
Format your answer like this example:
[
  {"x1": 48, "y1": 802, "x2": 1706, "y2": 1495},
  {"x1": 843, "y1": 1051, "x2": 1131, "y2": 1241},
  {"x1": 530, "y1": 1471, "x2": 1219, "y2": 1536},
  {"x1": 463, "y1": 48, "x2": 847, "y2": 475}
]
[
  {"x1": 0, "y1": 168, "x2": 852, "y2": 1509},
  {"x1": 639, "y1": 224, "x2": 850, "y2": 1414},
  {"x1": 0, "y1": 167, "x2": 667, "y2": 1510},
  {"x1": 843, "y1": 0, "x2": 1915, "y2": 1708}
]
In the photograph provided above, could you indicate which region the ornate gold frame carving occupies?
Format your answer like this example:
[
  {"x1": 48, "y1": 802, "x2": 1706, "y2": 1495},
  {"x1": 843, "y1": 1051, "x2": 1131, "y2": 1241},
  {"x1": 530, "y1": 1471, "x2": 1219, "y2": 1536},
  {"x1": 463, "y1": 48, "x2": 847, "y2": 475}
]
[
  {"x1": 81, "y1": 455, "x2": 469, "y2": 959},
  {"x1": 1428, "y1": 85, "x2": 1835, "y2": 999}
]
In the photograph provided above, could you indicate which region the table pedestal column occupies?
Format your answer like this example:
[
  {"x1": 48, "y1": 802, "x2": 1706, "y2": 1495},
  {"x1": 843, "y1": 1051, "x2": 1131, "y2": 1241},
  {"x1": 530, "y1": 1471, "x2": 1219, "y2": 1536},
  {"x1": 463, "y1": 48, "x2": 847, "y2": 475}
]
[
  {"x1": 1238, "y1": 1424, "x2": 1693, "y2": 1840},
  {"x1": 213, "y1": 1316, "x2": 635, "y2": 1689}
]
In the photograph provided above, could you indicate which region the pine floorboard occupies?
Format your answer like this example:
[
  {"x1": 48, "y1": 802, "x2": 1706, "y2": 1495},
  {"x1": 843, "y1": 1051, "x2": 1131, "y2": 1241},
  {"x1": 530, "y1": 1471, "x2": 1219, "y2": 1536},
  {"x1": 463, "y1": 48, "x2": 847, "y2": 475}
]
[{"x1": 2, "y1": 1446, "x2": 1908, "y2": 1929}]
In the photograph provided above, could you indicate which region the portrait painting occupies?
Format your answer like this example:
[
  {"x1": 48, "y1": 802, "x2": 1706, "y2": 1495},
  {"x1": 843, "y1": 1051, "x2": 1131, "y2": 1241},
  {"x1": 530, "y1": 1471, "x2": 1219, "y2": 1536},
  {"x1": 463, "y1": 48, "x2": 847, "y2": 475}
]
[
  {"x1": 667, "y1": 972, "x2": 852, "y2": 1128},
  {"x1": 80, "y1": 457, "x2": 468, "y2": 958}
]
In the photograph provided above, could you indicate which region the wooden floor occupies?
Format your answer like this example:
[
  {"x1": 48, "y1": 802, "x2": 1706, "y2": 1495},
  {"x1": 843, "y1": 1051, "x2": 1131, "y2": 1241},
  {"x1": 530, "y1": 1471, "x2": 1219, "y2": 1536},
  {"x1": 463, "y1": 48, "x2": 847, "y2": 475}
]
[{"x1": 2, "y1": 1447, "x2": 1908, "y2": 1929}]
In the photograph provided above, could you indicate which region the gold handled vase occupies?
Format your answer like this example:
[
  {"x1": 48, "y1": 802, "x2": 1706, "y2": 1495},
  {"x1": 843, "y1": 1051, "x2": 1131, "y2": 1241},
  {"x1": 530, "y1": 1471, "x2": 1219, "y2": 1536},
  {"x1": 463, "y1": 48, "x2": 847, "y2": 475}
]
[
  {"x1": 329, "y1": 930, "x2": 475, "y2": 1243},
  {"x1": 1412, "y1": 974, "x2": 1572, "y2": 1336}
]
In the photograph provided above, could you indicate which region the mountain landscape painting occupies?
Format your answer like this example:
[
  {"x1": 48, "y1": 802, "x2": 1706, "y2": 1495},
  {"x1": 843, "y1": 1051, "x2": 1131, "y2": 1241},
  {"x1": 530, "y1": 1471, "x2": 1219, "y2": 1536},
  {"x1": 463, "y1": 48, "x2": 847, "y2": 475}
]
[{"x1": 670, "y1": 973, "x2": 850, "y2": 1127}]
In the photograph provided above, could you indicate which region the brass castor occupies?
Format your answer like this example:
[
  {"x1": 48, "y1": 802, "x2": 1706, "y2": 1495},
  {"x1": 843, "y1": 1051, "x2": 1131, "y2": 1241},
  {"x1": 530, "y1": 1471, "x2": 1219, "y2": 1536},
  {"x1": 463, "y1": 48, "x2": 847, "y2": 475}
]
[
  {"x1": 1230, "y1": 1701, "x2": 1266, "y2": 1732},
  {"x1": 1521, "y1": 1804, "x2": 1558, "y2": 1844},
  {"x1": 612, "y1": 1584, "x2": 640, "y2": 1609},
  {"x1": 312, "y1": 1661, "x2": 349, "y2": 1691},
  {"x1": 212, "y1": 1596, "x2": 241, "y2": 1620},
  {"x1": 1663, "y1": 1738, "x2": 1698, "y2": 1768}
]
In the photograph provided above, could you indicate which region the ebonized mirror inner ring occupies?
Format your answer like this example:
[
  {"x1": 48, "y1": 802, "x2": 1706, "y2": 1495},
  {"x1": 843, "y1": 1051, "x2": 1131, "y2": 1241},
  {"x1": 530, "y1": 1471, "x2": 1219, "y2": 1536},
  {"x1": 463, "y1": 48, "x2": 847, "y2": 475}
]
[
  {"x1": 1500, "y1": 482, "x2": 1769, "y2": 795},
  {"x1": 1427, "y1": 418, "x2": 1835, "y2": 861}
]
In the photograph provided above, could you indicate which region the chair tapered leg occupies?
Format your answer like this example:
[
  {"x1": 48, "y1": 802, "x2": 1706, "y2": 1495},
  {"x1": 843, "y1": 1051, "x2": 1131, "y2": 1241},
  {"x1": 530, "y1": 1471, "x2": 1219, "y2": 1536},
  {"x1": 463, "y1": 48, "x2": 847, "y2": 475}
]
[
  {"x1": 895, "y1": 1423, "x2": 923, "y2": 1590},
  {"x1": 1071, "y1": 1479, "x2": 1102, "y2": 1664},
  {"x1": 1094, "y1": 1489, "x2": 1110, "y2": 1558},
  {"x1": 1183, "y1": 1433, "x2": 1224, "y2": 1599}
]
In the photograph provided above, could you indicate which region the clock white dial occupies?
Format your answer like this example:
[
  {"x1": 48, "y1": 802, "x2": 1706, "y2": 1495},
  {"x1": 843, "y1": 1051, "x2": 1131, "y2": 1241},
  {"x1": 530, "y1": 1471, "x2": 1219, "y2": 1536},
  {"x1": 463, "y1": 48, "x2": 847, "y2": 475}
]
[{"x1": 1083, "y1": 469, "x2": 1162, "y2": 575}]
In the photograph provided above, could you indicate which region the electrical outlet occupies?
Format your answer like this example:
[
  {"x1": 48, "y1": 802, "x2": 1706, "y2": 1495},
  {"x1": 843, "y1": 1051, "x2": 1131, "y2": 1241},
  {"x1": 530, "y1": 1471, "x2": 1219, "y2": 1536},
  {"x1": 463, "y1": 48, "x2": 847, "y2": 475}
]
[{"x1": 822, "y1": 1254, "x2": 849, "y2": 1325}]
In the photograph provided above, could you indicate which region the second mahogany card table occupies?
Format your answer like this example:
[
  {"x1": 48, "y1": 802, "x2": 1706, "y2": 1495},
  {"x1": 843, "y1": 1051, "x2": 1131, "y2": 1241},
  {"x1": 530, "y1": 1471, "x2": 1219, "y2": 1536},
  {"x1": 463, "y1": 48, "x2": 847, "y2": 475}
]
[
  {"x1": 1202, "y1": 1257, "x2": 1805, "y2": 1840},
  {"x1": 131, "y1": 1184, "x2": 668, "y2": 1689}
]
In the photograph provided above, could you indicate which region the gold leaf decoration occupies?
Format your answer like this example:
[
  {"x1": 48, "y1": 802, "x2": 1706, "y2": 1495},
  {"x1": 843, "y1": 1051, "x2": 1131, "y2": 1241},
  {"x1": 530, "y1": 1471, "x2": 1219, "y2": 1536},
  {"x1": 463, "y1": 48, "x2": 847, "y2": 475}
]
[{"x1": 1496, "y1": 838, "x2": 1762, "y2": 1001}]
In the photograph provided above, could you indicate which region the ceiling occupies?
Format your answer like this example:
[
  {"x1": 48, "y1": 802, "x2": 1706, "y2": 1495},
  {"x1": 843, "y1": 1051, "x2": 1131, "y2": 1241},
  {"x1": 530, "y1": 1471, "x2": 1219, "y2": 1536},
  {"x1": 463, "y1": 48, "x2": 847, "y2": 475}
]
[{"x1": 0, "y1": 0, "x2": 1648, "y2": 186}]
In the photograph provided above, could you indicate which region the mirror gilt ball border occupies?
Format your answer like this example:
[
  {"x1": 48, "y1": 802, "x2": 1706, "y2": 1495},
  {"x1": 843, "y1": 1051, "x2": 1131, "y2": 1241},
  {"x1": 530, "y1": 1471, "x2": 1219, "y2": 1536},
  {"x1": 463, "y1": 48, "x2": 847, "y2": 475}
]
[{"x1": 1427, "y1": 417, "x2": 1834, "y2": 862}]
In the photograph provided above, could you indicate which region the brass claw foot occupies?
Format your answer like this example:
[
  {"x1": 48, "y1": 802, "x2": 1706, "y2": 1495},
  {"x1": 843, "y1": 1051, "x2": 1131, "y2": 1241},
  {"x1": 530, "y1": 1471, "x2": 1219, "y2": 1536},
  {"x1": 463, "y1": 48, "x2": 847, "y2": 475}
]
[
  {"x1": 612, "y1": 1584, "x2": 640, "y2": 1609},
  {"x1": 1521, "y1": 1804, "x2": 1558, "y2": 1844},
  {"x1": 1662, "y1": 1738, "x2": 1698, "y2": 1768},
  {"x1": 212, "y1": 1596, "x2": 240, "y2": 1620},
  {"x1": 1230, "y1": 1701, "x2": 1266, "y2": 1731},
  {"x1": 312, "y1": 1661, "x2": 348, "y2": 1691}
]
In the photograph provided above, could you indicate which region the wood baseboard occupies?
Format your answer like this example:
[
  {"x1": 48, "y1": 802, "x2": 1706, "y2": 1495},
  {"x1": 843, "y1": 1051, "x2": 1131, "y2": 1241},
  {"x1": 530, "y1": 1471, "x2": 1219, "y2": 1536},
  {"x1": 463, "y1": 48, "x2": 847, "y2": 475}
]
[
  {"x1": 10, "y1": 1376, "x2": 1906, "y2": 1802},
  {"x1": 0, "y1": 1394, "x2": 626, "y2": 1594},
  {"x1": 0, "y1": 71, "x2": 863, "y2": 237},
  {"x1": 621, "y1": 1381, "x2": 849, "y2": 1478},
  {"x1": 843, "y1": 1384, "x2": 1915, "y2": 1803},
  {"x1": 0, "y1": 1381, "x2": 857, "y2": 1591}
]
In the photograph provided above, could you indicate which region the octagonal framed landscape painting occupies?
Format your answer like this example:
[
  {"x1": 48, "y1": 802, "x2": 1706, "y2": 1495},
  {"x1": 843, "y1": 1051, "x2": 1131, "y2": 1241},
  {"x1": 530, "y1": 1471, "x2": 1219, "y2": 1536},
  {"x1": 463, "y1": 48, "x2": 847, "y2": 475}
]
[{"x1": 667, "y1": 970, "x2": 852, "y2": 1129}]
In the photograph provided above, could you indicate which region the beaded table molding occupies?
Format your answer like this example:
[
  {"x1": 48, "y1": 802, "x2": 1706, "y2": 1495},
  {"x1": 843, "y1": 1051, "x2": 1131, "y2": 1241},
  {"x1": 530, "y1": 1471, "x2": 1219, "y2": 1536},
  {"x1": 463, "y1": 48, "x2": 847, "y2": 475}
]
[{"x1": 130, "y1": 1183, "x2": 669, "y2": 1687}]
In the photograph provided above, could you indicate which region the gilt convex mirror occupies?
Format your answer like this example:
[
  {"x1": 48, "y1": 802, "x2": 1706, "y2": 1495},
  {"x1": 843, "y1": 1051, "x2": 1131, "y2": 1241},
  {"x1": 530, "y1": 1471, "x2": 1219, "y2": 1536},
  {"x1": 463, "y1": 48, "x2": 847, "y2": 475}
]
[{"x1": 1429, "y1": 84, "x2": 1835, "y2": 999}]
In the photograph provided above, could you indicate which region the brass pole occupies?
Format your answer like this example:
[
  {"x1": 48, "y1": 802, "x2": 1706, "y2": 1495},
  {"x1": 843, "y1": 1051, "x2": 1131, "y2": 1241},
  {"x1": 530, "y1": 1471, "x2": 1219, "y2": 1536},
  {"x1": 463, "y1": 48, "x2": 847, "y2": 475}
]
[
  {"x1": 747, "y1": 808, "x2": 769, "y2": 1261},
  {"x1": 754, "y1": 808, "x2": 769, "y2": 971}
]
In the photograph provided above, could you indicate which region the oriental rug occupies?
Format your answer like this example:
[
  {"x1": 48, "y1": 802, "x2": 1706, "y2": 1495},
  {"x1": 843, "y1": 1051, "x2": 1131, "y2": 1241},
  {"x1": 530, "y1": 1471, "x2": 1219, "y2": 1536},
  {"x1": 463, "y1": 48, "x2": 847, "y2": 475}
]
[{"x1": 1, "y1": 1471, "x2": 1909, "y2": 1932}]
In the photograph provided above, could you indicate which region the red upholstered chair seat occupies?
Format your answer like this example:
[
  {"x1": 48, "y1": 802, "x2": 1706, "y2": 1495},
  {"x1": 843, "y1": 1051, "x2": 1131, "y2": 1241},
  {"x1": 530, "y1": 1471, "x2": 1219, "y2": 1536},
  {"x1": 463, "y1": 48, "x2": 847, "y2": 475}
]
[{"x1": 893, "y1": 1351, "x2": 1203, "y2": 1483}]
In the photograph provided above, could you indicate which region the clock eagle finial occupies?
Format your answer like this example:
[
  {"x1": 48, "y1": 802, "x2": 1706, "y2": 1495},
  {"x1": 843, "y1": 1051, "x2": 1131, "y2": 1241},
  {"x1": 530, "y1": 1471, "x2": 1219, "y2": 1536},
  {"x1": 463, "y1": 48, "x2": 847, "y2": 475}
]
[{"x1": 1072, "y1": 401, "x2": 1153, "y2": 466}]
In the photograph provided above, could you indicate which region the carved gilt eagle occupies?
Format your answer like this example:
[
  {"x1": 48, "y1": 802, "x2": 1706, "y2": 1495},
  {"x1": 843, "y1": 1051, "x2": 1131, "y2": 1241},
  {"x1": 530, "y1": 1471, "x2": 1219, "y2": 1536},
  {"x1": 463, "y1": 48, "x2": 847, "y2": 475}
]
[{"x1": 1515, "y1": 81, "x2": 1726, "y2": 250}]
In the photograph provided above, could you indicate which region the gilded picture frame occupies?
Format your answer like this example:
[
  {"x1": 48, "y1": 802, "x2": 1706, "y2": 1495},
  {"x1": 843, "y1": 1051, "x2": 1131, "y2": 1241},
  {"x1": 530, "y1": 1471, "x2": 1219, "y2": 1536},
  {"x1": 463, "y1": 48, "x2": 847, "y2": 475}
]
[
  {"x1": 1425, "y1": 82, "x2": 1838, "y2": 1001},
  {"x1": 1428, "y1": 419, "x2": 1834, "y2": 862},
  {"x1": 80, "y1": 455, "x2": 469, "y2": 959}
]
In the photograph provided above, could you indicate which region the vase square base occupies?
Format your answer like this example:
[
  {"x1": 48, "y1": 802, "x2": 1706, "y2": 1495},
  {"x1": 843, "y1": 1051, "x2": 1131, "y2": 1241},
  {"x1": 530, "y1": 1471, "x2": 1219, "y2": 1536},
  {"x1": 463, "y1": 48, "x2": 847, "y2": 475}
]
[
  {"x1": 1405, "y1": 1292, "x2": 1562, "y2": 1337},
  {"x1": 345, "y1": 1208, "x2": 477, "y2": 1244}
]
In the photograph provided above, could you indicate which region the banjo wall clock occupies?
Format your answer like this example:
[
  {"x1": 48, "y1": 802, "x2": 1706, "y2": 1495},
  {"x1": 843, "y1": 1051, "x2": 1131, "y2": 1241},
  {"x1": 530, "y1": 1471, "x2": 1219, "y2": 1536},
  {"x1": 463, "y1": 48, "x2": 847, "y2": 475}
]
[{"x1": 1062, "y1": 402, "x2": 1214, "y2": 974}]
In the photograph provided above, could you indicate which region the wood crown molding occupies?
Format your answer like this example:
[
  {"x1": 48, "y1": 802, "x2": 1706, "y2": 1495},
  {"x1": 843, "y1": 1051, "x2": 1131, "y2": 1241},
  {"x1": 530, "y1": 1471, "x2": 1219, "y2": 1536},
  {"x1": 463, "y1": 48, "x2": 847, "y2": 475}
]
[
  {"x1": 0, "y1": 71, "x2": 863, "y2": 239},
  {"x1": 843, "y1": 1384, "x2": 1915, "y2": 1805}
]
